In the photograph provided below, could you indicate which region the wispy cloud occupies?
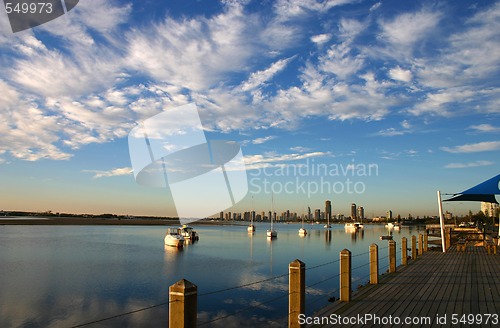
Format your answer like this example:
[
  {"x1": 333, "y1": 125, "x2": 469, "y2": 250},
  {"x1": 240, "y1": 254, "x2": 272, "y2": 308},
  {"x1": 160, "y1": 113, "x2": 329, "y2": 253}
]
[
  {"x1": 441, "y1": 141, "x2": 500, "y2": 153},
  {"x1": 444, "y1": 161, "x2": 494, "y2": 169},
  {"x1": 468, "y1": 124, "x2": 500, "y2": 133},
  {"x1": 244, "y1": 151, "x2": 330, "y2": 170},
  {"x1": 252, "y1": 136, "x2": 276, "y2": 145},
  {"x1": 290, "y1": 146, "x2": 311, "y2": 152},
  {"x1": 241, "y1": 57, "x2": 294, "y2": 92},
  {"x1": 83, "y1": 167, "x2": 133, "y2": 179}
]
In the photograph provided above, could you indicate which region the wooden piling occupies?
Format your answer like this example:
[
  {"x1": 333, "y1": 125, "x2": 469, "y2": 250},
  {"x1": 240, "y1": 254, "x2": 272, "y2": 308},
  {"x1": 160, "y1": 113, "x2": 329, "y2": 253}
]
[
  {"x1": 424, "y1": 233, "x2": 428, "y2": 252},
  {"x1": 289, "y1": 259, "x2": 305, "y2": 328},
  {"x1": 169, "y1": 279, "x2": 197, "y2": 328},
  {"x1": 418, "y1": 234, "x2": 424, "y2": 256},
  {"x1": 370, "y1": 244, "x2": 378, "y2": 284},
  {"x1": 445, "y1": 228, "x2": 451, "y2": 250},
  {"x1": 340, "y1": 249, "x2": 351, "y2": 302},
  {"x1": 402, "y1": 237, "x2": 408, "y2": 266},
  {"x1": 412, "y1": 235, "x2": 417, "y2": 260},
  {"x1": 389, "y1": 240, "x2": 396, "y2": 273}
]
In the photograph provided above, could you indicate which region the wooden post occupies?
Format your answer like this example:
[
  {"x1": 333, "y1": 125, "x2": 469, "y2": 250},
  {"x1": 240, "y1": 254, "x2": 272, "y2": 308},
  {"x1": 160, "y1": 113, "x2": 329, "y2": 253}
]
[
  {"x1": 340, "y1": 249, "x2": 351, "y2": 302},
  {"x1": 389, "y1": 240, "x2": 396, "y2": 273},
  {"x1": 169, "y1": 279, "x2": 197, "y2": 328},
  {"x1": 369, "y1": 244, "x2": 378, "y2": 284},
  {"x1": 445, "y1": 228, "x2": 452, "y2": 250},
  {"x1": 424, "y1": 233, "x2": 428, "y2": 252},
  {"x1": 418, "y1": 234, "x2": 424, "y2": 256},
  {"x1": 402, "y1": 237, "x2": 408, "y2": 266},
  {"x1": 412, "y1": 235, "x2": 417, "y2": 260},
  {"x1": 289, "y1": 259, "x2": 305, "y2": 328}
]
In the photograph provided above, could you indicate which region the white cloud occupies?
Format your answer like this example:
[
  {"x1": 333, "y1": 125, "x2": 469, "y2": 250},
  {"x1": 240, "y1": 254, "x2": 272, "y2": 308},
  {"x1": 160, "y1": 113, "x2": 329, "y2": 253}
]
[
  {"x1": 468, "y1": 124, "x2": 500, "y2": 133},
  {"x1": 290, "y1": 146, "x2": 311, "y2": 152},
  {"x1": 444, "y1": 161, "x2": 494, "y2": 169},
  {"x1": 401, "y1": 120, "x2": 411, "y2": 129},
  {"x1": 441, "y1": 141, "x2": 500, "y2": 153},
  {"x1": 83, "y1": 167, "x2": 133, "y2": 179},
  {"x1": 389, "y1": 66, "x2": 413, "y2": 82},
  {"x1": 311, "y1": 33, "x2": 331, "y2": 45},
  {"x1": 379, "y1": 10, "x2": 440, "y2": 49},
  {"x1": 252, "y1": 136, "x2": 276, "y2": 144},
  {"x1": 319, "y1": 43, "x2": 364, "y2": 79},
  {"x1": 241, "y1": 57, "x2": 294, "y2": 91},
  {"x1": 375, "y1": 128, "x2": 406, "y2": 137},
  {"x1": 125, "y1": 2, "x2": 261, "y2": 91}
]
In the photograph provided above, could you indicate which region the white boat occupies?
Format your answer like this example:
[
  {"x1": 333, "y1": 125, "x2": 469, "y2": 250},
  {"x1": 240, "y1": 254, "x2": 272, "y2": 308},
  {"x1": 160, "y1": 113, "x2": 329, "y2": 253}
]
[
  {"x1": 345, "y1": 222, "x2": 360, "y2": 230},
  {"x1": 354, "y1": 222, "x2": 364, "y2": 229},
  {"x1": 324, "y1": 224, "x2": 331, "y2": 229},
  {"x1": 248, "y1": 196, "x2": 256, "y2": 233},
  {"x1": 164, "y1": 228, "x2": 184, "y2": 248},
  {"x1": 298, "y1": 214, "x2": 307, "y2": 236},
  {"x1": 393, "y1": 224, "x2": 401, "y2": 230},
  {"x1": 267, "y1": 194, "x2": 277, "y2": 238},
  {"x1": 385, "y1": 222, "x2": 394, "y2": 229},
  {"x1": 178, "y1": 225, "x2": 199, "y2": 241}
]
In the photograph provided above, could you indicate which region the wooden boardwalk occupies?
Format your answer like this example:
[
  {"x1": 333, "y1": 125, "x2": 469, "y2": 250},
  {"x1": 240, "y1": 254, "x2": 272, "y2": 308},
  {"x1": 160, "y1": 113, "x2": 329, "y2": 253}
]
[{"x1": 311, "y1": 246, "x2": 500, "y2": 327}]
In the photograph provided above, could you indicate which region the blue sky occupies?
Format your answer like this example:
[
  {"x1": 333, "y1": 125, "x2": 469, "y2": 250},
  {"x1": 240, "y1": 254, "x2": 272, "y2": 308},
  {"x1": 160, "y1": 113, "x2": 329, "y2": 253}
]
[{"x1": 0, "y1": 0, "x2": 499, "y2": 218}]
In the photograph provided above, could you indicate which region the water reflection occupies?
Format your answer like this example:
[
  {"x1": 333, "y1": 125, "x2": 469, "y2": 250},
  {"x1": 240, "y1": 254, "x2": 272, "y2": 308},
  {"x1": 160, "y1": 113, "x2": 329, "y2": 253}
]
[{"x1": 0, "y1": 223, "x2": 426, "y2": 327}]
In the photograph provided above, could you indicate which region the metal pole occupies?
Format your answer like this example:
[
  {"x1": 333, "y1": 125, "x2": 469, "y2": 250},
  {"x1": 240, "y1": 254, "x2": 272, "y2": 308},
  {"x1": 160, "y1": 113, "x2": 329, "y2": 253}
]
[{"x1": 437, "y1": 190, "x2": 446, "y2": 252}]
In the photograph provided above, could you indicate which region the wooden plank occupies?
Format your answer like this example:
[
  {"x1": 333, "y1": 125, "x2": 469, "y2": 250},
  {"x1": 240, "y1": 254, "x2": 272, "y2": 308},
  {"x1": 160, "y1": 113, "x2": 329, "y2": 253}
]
[{"x1": 310, "y1": 246, "x2": 500, "y2": 328}]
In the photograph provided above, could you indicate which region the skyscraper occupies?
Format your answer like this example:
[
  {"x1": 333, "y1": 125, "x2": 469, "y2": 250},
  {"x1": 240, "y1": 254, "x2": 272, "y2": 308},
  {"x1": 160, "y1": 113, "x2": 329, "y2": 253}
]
[
  {"x1": 325, "y1": 200, "x2": 332, "y2": 222},
  {"x1": 351, "y1": 203, "x2": 357, "y2": 220},
  {"x1": 358, "y1": 206, "x2": 364, "y2": 220}
]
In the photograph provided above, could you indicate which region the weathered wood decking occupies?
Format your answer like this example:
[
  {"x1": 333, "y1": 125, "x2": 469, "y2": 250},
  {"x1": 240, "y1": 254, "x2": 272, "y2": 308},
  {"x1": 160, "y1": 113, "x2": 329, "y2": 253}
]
[{"x1": 312, "y1": 246, "x2": 500, "y2": 327}]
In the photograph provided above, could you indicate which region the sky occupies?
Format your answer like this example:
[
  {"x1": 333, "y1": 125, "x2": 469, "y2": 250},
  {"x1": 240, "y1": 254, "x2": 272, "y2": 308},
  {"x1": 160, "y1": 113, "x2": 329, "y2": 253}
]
[{"x1": 0, "y1": 0, "x2": 499, "y2": 218}]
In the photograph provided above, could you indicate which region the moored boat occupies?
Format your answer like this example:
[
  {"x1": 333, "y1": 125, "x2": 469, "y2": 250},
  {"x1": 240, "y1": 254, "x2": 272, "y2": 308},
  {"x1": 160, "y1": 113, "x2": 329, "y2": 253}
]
[
  {"x1": 165, "y1": 228, "x2": 184, "y2": 248},
  {"x1": 178, "y1": 225, "x2": 199, "y2": 241}
]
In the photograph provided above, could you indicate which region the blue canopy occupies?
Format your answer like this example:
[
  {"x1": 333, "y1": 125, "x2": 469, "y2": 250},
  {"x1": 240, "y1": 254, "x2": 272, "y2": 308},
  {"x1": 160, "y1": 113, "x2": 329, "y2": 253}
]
[{"x1": 444, "y1": 174, "x2": 500, "y2": 203}]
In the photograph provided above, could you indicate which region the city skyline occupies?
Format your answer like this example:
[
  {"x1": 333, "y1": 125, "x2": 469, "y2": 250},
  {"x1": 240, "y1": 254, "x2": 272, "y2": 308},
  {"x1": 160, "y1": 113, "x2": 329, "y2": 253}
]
[{"x1": 1, "y1": 0, "x2": 499, "y2": 218}]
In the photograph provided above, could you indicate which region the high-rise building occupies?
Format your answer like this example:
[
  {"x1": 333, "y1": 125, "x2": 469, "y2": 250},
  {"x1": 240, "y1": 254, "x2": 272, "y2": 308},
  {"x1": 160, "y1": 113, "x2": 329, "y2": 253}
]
[
  {"x1": 314, "y1": 209, "x2": 321, "y2": 221},
  {"x1": 386, "y1": 210, "x2": 393, "y2": 220},
  {"x1": 325, "y1": 200, "x2": 332, "y2": 222},
  {"x1": 351, "y1": 203, "x2": 357, "y2": 220},
  {"x1": 481, "y1": 202, "x2": 499, "y2": 217},
  {"x1": 358, "y1": 206, "x2": 364, "y2": 220}
]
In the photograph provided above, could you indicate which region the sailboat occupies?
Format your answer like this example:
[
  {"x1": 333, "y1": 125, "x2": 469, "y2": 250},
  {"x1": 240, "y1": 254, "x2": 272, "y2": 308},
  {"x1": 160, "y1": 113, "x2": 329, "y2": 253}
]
[
  {"x1": 267, "y1": 194, "x2": 277, "y2": 238},
  {"x1": 248, "y1": 196, "x2": 256, "y2": 233},
  {"x1": 298, "y1": 212, "x2": 307, "y2": 236}
]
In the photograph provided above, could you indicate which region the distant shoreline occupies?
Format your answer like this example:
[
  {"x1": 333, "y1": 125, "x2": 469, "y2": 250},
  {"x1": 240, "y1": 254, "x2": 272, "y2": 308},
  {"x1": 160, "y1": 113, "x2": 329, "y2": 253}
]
[{"x1": 0, "y1": 217, "x2": 243, "y2": 226}]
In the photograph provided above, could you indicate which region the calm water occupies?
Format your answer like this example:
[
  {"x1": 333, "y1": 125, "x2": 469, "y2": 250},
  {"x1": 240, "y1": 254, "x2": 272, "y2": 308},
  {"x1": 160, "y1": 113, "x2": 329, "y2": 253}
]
[{"x1": 0, "y1": 222, "x2": 426, "y2": 327}]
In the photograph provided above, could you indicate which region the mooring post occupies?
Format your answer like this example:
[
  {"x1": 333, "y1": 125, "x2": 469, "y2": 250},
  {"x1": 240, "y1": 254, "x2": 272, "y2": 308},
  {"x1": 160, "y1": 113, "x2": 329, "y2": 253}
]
[
  {"x1": 424, "y1": 233, "x2": 428, "y2": 252},
  {"x1": 389, "y1": 240, "x2": 396, "y2": 273},
  {"x1": 340, "y1": 249, "x2": 351, "y2": 302},
  {"x1": 412, "y1": 235, "x2": 417, "y2": 260},
  {"x1": 418, "y1": 234, "x2": 424, "y2": 256},
  {"x1": 402, "y1": 237, "x2": 408, "y2": 266},
  {"x1": 169, "y1": 279, "x2": 197, "y2": 328},
  {"x1": 370, "y1": 243, "x2": 378, "y2": 284},
  {"x1": 446, "y1": 228, "x2": 452, "y2": 250},
  {"x1": 289, "y1": 259, "x2": 305, "y2": 328}
]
